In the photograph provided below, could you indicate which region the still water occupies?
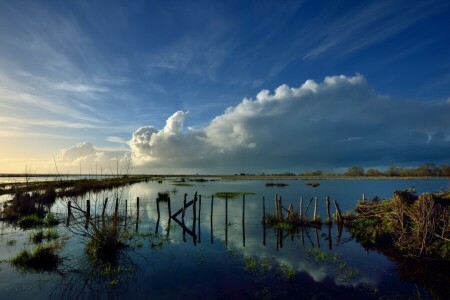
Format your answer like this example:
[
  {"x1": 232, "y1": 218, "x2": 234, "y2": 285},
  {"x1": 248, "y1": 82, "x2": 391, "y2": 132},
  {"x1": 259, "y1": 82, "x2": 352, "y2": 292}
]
[{"x1": 0, "y1": 178, "x2": 448, "y2": 299}]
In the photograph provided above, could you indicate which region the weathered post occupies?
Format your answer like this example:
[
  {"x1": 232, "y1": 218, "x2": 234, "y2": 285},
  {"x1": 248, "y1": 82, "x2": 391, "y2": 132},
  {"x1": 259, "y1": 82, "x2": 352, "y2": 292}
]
[
  {"x1": 156, "y1": 198, "x2": 160, "y2": 220},
  {"x1": 275, "y1": 194, "x2": 279, "y2": 219},
  {"x1": 262, "y1": 196, "x2": 266, "y2": 225},
  {"x1": 114, "y1": 198, "x2": 119, "y2": 219},
  {"x1": 299, "y1": 197, "x2": 303, "y2": 221},
  {"x1": 102, "y1": 197, "x2": 108, "y2": 219},
  {"x1": 315, "y1": 228, "x2": 320, "y2": 248},
  {"x1": 193, "y1": 194, "x2": 197, "y2": 245},
  {"x1": 198, "y1": 195, "x2": 201, "y2": 243},
  {"x1": 333, "y1": 200, "x2": 343, "y2": 223},
  {"x1": 263, "y1": 196, "x2": 266, "y2": 246},
  {"x1": 182, "y1": 193, "x2": 187, "y2": 222},
  {"x1": 124, "y1": 199, "x2": 128, "y2": 227},
  {"x1": 362, "y1": 193, "x2": 366, "y2": 203},
  {"x1": 326, "y1": 196, "x2": 331, "y2": 224},
  {"x1": 328, "y1": 223, "x2": 332, "y2": 250},
  {"x1": 67, "y1": 201, "x2": 71, "y2": 226},
  {"x1": 168, "y1": 196, "x2": 172, "y2": 218},
  {"x1": 242, "y1": 195, "x2": 245, "y2": 247},
  {"x1": 313, "y1": 196, "x2": 318, "y2": 221},
  {"x1": 135, "y1": 197, "x2": 140, "y2": 232},
  {"x1": 85, "y1": 199, "x2": 90, "y2": 229},
  {"x1": 210, "y1": 195, "x2": 214, "y2": 244},
  {"x1": 225, "y1": 194, "x2": 228, "y2": 245}
]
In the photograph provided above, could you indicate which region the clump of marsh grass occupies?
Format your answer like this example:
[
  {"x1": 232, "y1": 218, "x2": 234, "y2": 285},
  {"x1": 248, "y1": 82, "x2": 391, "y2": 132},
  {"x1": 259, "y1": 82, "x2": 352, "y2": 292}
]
[
  {"x1": 17, "y1": 212, "x2": 60, "y2": 229},
  {"x1": 29, "y1": 229, "x2": 59, "y2": 244},
  {"x1": 11, "y1": 241, "x2": 63, "y2": 271}
]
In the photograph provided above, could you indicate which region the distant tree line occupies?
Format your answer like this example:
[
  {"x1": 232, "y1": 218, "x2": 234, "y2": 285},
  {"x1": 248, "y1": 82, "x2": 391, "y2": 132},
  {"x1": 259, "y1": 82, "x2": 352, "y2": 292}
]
[
  {"x1": 263, "y1": 163, "x2": 450, "y2": 177},
  {"x1": 342, "y1": 163, "x2": 450, "y2": 177}
]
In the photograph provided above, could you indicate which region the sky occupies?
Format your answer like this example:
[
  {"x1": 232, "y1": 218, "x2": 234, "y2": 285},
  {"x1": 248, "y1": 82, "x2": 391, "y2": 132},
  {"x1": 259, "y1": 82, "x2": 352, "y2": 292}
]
[{"x1": 0, "y1": 0, "x2": 449, "y2": 174}]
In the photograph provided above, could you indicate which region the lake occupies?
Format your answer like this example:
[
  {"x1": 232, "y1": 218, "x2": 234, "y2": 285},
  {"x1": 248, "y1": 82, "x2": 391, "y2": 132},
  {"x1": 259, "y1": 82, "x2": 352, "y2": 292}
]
[{"x1": 0, "y1": 178, "x2": 449, "y2": 299}]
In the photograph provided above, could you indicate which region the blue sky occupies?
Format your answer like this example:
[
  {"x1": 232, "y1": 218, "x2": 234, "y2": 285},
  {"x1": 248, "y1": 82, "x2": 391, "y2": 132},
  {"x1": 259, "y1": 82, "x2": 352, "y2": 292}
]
[{"x1": 0, "y1": 0, "x2": 449, "y2": 174}]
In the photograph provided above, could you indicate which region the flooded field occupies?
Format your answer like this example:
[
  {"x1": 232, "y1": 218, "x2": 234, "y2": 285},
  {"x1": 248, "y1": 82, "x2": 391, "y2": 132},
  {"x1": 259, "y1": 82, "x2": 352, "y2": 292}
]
[{"x1": 0, "y1": 178, "x2": 449, "y2": 299}]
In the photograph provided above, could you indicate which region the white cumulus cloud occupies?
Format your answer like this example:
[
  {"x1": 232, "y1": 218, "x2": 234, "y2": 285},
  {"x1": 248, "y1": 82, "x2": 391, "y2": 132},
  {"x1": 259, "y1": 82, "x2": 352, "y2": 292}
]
[{"x1": 128, "y1": 75, "x2": 450, "y2": 173}]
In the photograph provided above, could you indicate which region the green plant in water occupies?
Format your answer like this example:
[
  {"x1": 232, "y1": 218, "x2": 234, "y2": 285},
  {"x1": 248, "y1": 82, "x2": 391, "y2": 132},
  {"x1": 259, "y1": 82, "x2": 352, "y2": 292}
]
[
  {"x1": 214, "y1": 192, "x2": 255, "y2": 200},
  {"x1": 30, "y1": 229, "x2": 59, "y2": 244},
  {"x1": 279, "y1": 263, "x2": 296, "y2": 280},
  {"x1": 11, "y1": 242, "x2": 62, "y2": 271},
  {"x1": 44, "y1": 213, "x2": 60, "y2": 227},
  {"x1": 245, "y1": 256, "x2": 258, "y2": 272},
  {"x1": 18, "y1": 214, "x2": 44, "y2": 229}
]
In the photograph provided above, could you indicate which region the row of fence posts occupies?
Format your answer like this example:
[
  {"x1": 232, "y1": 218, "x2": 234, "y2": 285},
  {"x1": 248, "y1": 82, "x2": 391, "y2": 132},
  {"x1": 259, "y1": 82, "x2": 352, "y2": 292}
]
[{"x1": 66, "y1": 192, "x2": 351, "y2": 248}]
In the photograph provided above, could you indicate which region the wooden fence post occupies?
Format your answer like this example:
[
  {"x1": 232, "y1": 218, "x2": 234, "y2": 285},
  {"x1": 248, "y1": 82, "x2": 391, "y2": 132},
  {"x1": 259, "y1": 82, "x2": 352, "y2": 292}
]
[
  {"x1": 168, "y1": 196, "x2": 172, "y2": 218},
  {"x1": 124, "y1": 199, "x2": 128, "y2": 227},
  {"x1": 225, "y1": 194, "x2": 228, "y2": 245},
  {"x1": 102, "y1": 197, "x2": 108, "y2": 219},
  {"x1": 333, "y1": 200, "x2": 343, "y2": 223},
  {"x1": 85, "y1": 199, "x2": 90, "y2": 229},
  {"x1": 313, "y1": 196, "x2": 318, "y2": 221},
  {"x1": 263, "y1": 196, "x2": 266, "y2": 246},
  {"x1": 242, "y1": 195, "x2": 245, "y2": 247},
  {"x1": 210, "y1": 195, "x2": 214, "y2": 244},
  {"x1": 67, "y1": 201, "x2": 71, "y2": 226},
  {"x1": 182, "y1": 193, "x2": 187, "y2": 222},
  {"x1": 136, "y1": 197, "x2": 140, "y2": 232},
  {"x1": 198, "y1": 195, "x2": 201, "y2": 243},
  {"x1": 326, "y1": 196, "x2": 331, "y2": 224},
  {"x1": 299, "y1": 197, "x2": 303, "y2": 221}
]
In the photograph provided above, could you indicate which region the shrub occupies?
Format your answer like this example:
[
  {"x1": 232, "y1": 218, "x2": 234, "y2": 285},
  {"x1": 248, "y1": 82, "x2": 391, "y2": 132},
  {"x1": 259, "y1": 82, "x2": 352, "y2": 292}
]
[
  {"x1": 11, "y1": 242, "x2": 62, "y2": 271},
  {"x1": 18, "y1": 214, "x2": 44, "y2": 229}
]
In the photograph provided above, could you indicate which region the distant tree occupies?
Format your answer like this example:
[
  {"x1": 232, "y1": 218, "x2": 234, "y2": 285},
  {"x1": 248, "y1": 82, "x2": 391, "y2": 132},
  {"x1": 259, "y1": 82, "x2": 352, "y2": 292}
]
[
  {"x1": 312, "y1": 170, "x2": 322, "y2": 176},
  {"x1": 385, "y1": 165, "x2": 400, "y2": 176},
  {"x1": 366, "y1": 168, "x2": 383, "y2": 176},
  {"x1": 346, "y1": 166, "x2": 364, "y2": 176}
]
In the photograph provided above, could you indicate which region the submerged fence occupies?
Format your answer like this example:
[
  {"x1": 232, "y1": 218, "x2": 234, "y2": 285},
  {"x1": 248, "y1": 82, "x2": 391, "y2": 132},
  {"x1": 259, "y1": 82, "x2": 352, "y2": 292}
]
[{"x1": 65, "y1": 192, "x2": 353, "y2": 250}]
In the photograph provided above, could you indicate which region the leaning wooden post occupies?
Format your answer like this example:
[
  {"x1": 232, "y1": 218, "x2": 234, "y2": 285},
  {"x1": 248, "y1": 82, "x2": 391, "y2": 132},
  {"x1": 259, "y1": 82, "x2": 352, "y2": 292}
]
[
  {"x1": 156, "y1": 198, "x2": 161, "y2": 220},
  {"x1": 210, "y1": 195, "x2": 214, "y2": 244},
  {"x1": 299, "y1": 197, "x2": 303, "y2": 221},
  {"x1": 135, "y1": 197, "x2": 140, "y2": 232},
  {"x1": 225, "y1": 194, "x2": 228, "y2": 245},
  {"x1": 333, "y1": 200, "x2": 343, "y2": 223},
  {"x1": 102, "y1": 197, "x2": 108, "y2": 219},
  {"x1": 242, "y1": 195, "x2": 245, "y2": 247},
  {"x1": 85, "y1": 199, "x2": 90, "y2": 229},
  {"x1": 198, "y1": 195, "x2": 201, "y2": 243},
  {"x1": 326, "y1": 196, "x2": 331, "y2": 224},
  {"x1": 66, "y1": 201, "x2": 71, "y2": 226},
  {"x1": 182, "y1": 193, "x2": 187, "y2": 222},
  {"x1": 193, "y1": 194, "x2": 197, "y2": 245},
  {"x1": 313, "y1": 196, "x2": 318, "y2": 221},
  {"x1": 124, "y1": 199, "x2": 128, "y2": 227},
  {"x1": 263, "y1": 196, "x2": 266, "y2": 246},
  {"x1": 328, "y1": 223, "x2": 333, "y2": 250},
  {"x1": 275, "y1": 194, "x2": 279, "y2": 219},
  {"x1": 262, "y1": 196, "x2": 266, "y2": 225},
  {"x1": 167, "y1": 196, "x2": 172, "y2": 218},
  {"x1": 114, "y1": 198, "x2": 119, "y2": 218}
]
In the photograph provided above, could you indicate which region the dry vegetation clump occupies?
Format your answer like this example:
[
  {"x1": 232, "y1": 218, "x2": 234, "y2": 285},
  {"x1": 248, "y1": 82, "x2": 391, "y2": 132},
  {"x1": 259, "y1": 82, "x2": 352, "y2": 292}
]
[
  {"x1": 1, "y1": 186, "x2": 56, "y2": 220},
  {"x1": 349, "y1": 191, "x2": 450, "y2": 260}
]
